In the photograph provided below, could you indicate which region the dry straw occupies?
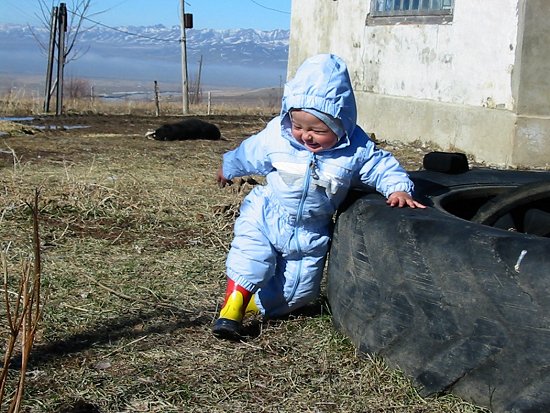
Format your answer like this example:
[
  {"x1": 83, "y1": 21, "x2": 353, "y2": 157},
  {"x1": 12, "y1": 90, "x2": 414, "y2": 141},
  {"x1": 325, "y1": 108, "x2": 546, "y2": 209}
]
[{"x1": 1, "y1": 191, "x2": 43, "y2": 413}]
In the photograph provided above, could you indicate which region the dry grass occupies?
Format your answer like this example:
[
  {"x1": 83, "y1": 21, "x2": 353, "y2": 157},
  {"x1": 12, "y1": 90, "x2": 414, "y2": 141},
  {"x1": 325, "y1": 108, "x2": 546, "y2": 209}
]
[
  {"x1": 0, "y1": 92, "x2": 283, "y2": 118},
  {"x1": 0, "y1": 113, "x2": 490, "y2": 413}
]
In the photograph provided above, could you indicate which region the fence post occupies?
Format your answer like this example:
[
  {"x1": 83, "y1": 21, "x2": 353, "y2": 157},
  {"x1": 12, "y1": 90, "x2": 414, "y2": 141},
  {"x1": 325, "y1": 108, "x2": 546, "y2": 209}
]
[{"x1": 154, "y1": 81, "x2": 160, "y2": 116}]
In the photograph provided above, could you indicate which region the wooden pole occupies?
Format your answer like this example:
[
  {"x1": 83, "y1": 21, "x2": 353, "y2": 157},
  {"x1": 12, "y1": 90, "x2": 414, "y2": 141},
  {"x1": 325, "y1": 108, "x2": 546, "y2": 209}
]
[
  {"x1": 44, "y1": 6, "x2": 58, "y2": 113},
  {"x1": 180, "y1": 0, "x2": 189, "y2": 114},
  {"x1": 154, "y1": 80, "x2": 160, "y2": 117},
  {"x1": 194, "y1": 55, "x2": 203, "y2": 104},
  {"x1": 90, "y1": 84, "x2": 95, "y2": 111},
  {"x1": 56, "y1": 3, "x2": 67, "y2": 116}
]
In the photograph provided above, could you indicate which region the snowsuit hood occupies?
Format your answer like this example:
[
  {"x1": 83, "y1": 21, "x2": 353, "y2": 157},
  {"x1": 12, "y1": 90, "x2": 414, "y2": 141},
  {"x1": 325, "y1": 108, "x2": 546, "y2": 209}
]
[{"x1": 281, "y1": 54, "x2": 357, "y2": 149}]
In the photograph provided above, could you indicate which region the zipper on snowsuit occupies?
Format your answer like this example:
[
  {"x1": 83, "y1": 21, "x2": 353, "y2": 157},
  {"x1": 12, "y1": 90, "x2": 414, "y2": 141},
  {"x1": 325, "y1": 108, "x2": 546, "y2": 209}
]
[{"x1": 288, "y1": 153, "x2": 317, "y2": 301}]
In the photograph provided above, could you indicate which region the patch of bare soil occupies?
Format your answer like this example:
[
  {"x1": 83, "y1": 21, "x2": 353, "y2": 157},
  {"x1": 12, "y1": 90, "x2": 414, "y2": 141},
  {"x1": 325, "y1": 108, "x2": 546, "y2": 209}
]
[
  {"x1": 0, "y1": 113, "x2": 448, "y2": 169},
  {"x1": 0, "y1": 114, "x2": 487, "y2": 413}
]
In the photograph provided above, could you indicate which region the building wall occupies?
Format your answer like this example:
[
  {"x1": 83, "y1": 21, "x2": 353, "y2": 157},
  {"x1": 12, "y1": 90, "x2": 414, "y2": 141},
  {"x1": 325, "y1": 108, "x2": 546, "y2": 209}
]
[
  {"x1": 512, "y1": 0, "x2": 550, "y2": 166},
  {"x1": 288, "y1": 0, "x2": 550, "y2": 168}
]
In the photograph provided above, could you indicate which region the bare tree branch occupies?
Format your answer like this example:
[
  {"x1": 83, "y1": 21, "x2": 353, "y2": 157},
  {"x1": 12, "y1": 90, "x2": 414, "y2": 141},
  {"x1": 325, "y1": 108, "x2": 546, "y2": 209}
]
[{"x1": 31, "y1": 0, "x2": 99, "y2": 65}]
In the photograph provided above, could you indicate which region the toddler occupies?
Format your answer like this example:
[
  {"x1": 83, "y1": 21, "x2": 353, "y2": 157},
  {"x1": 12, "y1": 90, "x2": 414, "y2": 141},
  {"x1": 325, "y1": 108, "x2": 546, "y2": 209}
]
[{"x1": 213, "y1": 54, "x2": 425, "y2": 339}]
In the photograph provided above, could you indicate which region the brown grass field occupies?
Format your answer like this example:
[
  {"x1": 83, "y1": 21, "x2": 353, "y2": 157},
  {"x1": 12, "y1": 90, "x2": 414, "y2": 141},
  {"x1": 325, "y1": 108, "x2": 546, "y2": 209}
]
[{"x1": 0, "y1": 109, "x2": 489, "y2": 413}]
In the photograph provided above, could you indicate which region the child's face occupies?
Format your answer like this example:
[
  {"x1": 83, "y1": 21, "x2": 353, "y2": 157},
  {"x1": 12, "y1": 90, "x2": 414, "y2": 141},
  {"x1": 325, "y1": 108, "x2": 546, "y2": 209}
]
[{"x1": 290, "y1": 110, "x2": 339, "y2": 153}]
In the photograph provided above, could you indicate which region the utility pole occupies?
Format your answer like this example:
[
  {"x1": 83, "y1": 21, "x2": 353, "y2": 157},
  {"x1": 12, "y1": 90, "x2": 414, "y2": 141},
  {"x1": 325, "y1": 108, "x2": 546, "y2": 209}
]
[
  {"x1": 180, "y1": 0, "x2": 189, "y2": 114},
  {"x1": 194, "y1": 55, "x2": 203, "y2": 104},
  {"x1": 44, "y1": 6, "x2": 58, "y2": 112},
  {"x1": 43, "y1": 3, "x2": 68, "y2": 115},
  {"x1": 56, "y1": 2, "x2": 67, "y2": 116}
]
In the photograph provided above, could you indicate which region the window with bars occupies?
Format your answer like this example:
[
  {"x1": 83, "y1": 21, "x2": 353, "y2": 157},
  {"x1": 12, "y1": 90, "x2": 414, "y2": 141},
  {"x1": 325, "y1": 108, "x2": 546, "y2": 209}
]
[{"x1": 367, "y1": 0, "x2": 454, "y2": 25}]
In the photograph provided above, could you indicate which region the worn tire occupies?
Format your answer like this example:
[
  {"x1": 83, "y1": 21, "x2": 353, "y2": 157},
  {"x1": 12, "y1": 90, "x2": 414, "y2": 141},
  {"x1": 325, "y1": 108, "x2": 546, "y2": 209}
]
[
  {"x1": 471, "y1": 181, "x2": 550, "y2": 236},
  {"x1": 327, "y1": 169, "x2": 550, "y2": 413}
]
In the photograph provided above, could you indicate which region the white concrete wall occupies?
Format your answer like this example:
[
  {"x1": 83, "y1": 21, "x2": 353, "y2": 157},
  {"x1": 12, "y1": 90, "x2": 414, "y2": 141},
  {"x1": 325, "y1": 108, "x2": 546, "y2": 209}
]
[
  {"x1": 290, "y1": 0, "x2": 519, "y2": 108},
  {"x1": 361, "y1": 1, "x2": 519, "y2": 110},
  {"x1": 288, "y1": 0, "x2": 550, "y2": 167}
]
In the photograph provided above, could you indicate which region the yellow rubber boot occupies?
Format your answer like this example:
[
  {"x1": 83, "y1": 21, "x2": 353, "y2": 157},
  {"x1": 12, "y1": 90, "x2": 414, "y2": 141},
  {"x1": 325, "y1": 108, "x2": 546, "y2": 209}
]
[
  {"x1": 219, "y1": 290, "x2": 246, "y2": 321},
  {"x1": 212, "y1": 279, "x2": 252, "y2": 339},
  {"x1": 245, "y1": 295, "x2": 260, "y2": 316}
]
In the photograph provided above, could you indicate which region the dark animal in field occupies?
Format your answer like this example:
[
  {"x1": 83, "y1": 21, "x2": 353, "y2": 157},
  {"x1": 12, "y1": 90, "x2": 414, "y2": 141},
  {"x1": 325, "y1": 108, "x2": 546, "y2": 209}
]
[{"x1": 145, "y1": 118, "x2": 221, "y2": 141}]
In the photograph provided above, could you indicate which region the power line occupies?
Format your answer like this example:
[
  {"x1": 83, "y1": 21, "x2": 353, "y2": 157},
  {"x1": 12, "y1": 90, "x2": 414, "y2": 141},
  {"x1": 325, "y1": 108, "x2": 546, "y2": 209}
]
[
  {"x1": 249, "y1": 0, "x2": 291, "y2": 15},
  {"x1": 93, "y1": 0, "x2": 133, "y2": 16},
  {"x1": 2, "y1": 0, "x2": 43, "y2": 25},
  {"x1": 62, "y1": 2, "x2": 289, "y2": 44},
  {"x1": 68, "y1": 8, "x2": 180, "y2": 43}
]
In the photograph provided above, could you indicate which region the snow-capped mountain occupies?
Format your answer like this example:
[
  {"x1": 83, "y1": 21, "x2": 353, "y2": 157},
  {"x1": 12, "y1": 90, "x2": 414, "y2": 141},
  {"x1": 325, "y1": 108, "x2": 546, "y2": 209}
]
[{"x1": 0, "y1": 24, "x2": 289, "y2": 88}]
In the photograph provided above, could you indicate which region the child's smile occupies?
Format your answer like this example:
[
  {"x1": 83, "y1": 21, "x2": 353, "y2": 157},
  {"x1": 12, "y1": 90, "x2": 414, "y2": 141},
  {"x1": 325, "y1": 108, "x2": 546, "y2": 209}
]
[{"x1": 290, "y1": 110, "x2": 339, "y2": 153}]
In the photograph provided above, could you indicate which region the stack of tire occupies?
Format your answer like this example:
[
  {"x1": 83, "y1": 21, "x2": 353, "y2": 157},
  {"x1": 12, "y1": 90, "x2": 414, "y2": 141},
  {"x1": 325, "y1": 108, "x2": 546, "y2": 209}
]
[{"x1": 327, "y1": 152, "x2": 550, "y2": 413}]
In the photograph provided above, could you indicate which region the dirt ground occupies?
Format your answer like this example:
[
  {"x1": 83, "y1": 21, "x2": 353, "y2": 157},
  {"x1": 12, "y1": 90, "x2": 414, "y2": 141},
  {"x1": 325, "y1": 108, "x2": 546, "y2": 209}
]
[
  {"x1": 0, "y1": 112, "x2": 443, "y2": 171},
  {"x1": 0, "y1": 113, "x2": 269, "y2": 149}
]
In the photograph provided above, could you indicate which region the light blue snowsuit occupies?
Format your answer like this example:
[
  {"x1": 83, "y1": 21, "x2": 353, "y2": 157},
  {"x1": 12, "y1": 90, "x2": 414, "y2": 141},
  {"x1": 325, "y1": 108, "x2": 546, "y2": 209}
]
[{"x1": 221, "y1": 54, "x2": 414, "y2": 317}]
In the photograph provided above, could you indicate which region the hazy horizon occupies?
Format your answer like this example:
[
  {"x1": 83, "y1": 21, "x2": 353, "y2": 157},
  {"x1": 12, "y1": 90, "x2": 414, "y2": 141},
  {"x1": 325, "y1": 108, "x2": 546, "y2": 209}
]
[{"x1": 0, "y1": 24, "x2": 289, "y2": 96}]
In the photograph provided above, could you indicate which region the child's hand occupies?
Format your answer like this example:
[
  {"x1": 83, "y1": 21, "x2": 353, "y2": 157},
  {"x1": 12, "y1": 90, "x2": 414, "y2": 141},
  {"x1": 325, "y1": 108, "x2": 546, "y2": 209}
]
[
  {"x1": 386, "y1": 191, "x2": 426, "y2": 208},
  {"x1": 216, "y1": 167, "x2": 233, "y2": 187}
]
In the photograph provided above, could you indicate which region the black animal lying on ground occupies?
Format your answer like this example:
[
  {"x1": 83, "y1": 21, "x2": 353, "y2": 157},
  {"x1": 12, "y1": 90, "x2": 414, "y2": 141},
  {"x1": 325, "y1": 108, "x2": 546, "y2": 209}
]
[{"x1": 145, "y1": 118, "x2": 221, "y2": 141}]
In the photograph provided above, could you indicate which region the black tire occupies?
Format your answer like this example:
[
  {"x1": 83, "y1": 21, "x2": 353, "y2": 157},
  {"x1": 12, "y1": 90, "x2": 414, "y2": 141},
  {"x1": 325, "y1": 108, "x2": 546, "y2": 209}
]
[
  {"x1": 471, "y1": 181, "x2": 550, "y2": 236},
  {"x1": 327, "y1": 170, "x2": 550, "y2": 413}
]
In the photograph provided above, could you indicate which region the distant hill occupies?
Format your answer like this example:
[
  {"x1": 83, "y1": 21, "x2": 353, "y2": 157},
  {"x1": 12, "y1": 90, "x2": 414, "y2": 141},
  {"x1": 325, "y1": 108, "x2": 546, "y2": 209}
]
[{"x1": 0, "y1": 24, "x2": 290, "y2": 88}]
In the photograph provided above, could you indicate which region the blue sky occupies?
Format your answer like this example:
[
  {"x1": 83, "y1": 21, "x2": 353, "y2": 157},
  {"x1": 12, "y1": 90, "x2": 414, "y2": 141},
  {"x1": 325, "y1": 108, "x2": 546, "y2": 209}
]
[{"x1": 0, "y1": 0, "x2": 292, "y2": 30}]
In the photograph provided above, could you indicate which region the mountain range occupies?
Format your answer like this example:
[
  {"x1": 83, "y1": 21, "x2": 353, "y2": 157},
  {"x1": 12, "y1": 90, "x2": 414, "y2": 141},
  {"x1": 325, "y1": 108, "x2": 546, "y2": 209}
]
[{"x1": 0, "y1": 24, "x2": 290, "y2": 89}]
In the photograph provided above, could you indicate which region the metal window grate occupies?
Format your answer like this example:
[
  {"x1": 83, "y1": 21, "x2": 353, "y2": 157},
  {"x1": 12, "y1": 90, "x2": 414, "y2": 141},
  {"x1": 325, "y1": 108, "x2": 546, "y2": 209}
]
[
  {"x1": 374, "y1": 0, "x2": 453, "y2": 13},
  {"x1": 368, "y1": 0, "x2": 454, "y2": 24}
]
